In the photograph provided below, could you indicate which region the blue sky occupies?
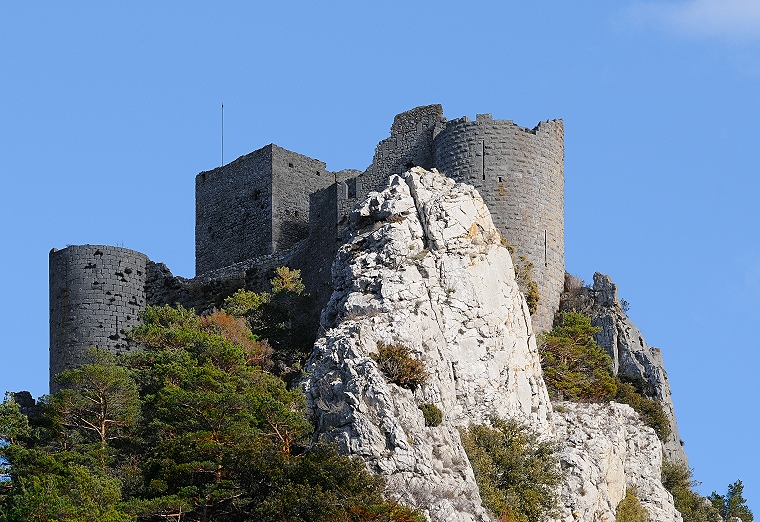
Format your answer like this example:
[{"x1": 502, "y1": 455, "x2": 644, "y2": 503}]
[{"x1": 2, "y1": 1, "x2": 758, "y2": 511}]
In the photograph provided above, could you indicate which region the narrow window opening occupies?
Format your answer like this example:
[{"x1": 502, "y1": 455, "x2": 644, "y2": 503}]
[
  {"x1": 288, "y1": 162, "x2": 294, "y2": 168},
  {"x1": 544, "y1": 230, "x2": 548, "y2": 267},
  {"x1": 316, "y1": 171, "x2": 320, "y2": 176},
  {"x1": 498, "y1": 176, "x2": 503, "y2": 183},
  {"x1": 482, "y1": 141, "x2": 486, "y2": 181}
]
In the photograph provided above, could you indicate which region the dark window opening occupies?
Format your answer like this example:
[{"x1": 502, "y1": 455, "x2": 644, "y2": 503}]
[
  {"x1": 498, "y1": 176, "x2": 503, "y2": 183},
  {"x1": 482, "y1": 140, "x2": 486, "y2": 181},
  {"x1": 288, "y1": 162, "x2": 294, "y2": 168},
  {"x1": 316, "y1": 171, "x2": 320, "y2": 176}
]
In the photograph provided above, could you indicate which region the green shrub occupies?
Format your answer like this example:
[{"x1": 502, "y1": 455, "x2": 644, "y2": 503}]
[
  {"x1": 539, "y1": 312, "x2": 617, "y2": 402},
  {"x1": 616, "y1": 488, "x2": 650, "y2": 522},
  {"x1": 614, "y1": 381, "x2": 671, "y2": 441},
  {"x1": 371, "y1": 342, "x2": 429, "y2": 390},
  {"x1": 460, "y1": 418, "x2": 564, "y2": 522},
  {"x1": 500, "y1": 238, "x2": 539, "y2": 315},
  {"x1": 661, "y1": 460, "x2": 722, "y2": 522},
  {"x1": 418, "y1": 403, "x2": 442, "y2": 427},
  {"x1": 222, "y1": 267, "x2": 315, "y2": 378},
  {"x1": 515, "y1": 255, "x2": 540, "y2": 315}
]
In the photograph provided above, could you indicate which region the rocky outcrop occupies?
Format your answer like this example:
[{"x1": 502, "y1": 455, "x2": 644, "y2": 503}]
[
  {"x1": 303, "y1": 168, "x2": 551, "y2": 521},
  {"x1": 562, "y1": 273, "x2": 687, "y2": 465},
  {"x1": 554, "y1": 402, "x2": 682, "y2": 522},
  {"x1": 303, "y1": 169, "x2": 681, "y2": 521}
]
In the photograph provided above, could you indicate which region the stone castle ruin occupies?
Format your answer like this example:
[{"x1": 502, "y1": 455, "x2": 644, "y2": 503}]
[{"x1": 49, "y1": 104, "x2": 565, "y2": 391}]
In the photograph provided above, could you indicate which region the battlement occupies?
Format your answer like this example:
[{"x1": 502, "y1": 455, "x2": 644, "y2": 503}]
[{"x1": 49, "y1": 105, "x2": 565, "y2": 388}]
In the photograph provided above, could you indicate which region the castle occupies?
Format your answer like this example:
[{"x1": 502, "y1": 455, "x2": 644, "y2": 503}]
[{"x1": 49, "y1": 104, "x2": 564, "y2": 392}]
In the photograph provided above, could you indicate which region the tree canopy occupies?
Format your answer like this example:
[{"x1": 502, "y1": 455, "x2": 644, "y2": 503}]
[{"x1": 1, "y1": 269, "x2": 423, "y2": 521}]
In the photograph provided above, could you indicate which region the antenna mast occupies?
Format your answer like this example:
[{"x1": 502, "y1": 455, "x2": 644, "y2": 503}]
[{"x1": 221, "y1": 103, "x2": 224, "y2": 166}]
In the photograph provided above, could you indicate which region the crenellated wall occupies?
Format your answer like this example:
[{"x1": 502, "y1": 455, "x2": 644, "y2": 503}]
[
  {"x1": 433, "y1": 114, "x2": 564, "y2": 332},
  {"x1": 49, "y1": 245, "x2": 148, "y2": 392}
]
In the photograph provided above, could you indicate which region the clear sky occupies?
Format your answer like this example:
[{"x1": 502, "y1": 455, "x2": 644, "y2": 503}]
[{"x1": 2, "y1": 1, "x2": 758, "y2": 511}]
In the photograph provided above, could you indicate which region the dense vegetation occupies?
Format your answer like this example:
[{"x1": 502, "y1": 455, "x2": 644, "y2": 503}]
[
  {"x1": 539, "y1": 312, "x2": 670, "y2": 440},
  {"x1": 662, "y1": 461, "x2": 723, "y2": 522},
  {"x1": 539, "y1": 311, "x2": 617, "y2": 402},
  {"x1": 0, "y1": 270, "x2": 424, "y2": 522},
  {"x1": 460, "y1": 418, "x2": 564, "y2": 522},
  {"x1": 222, "y1": 266, "x2": 316, "y2": 380},
  {"x1": 710, "y1": 480, "x2": 753, "y2": 522}
]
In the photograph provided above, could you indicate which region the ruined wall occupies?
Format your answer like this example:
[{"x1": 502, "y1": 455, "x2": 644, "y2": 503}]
[
  {"x1": 335, "y1": 105, "x2": 445, "y2": 222},
  {"x1": 195, "y1": 146, "x2": 273, "y2": 275},
  {"x1": 49, "y1": 245, "x2": 147, "y2": 392},
  {"x1": 433, "y1": 115, "x2": 564, "y2": 332}
]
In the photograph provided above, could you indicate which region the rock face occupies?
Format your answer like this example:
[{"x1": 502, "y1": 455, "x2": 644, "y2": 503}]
[
  {"x1": 303, "y1": 168, "x2": 551, "y2": 521},
  {"x1": 554, "y1": 402, "x2": 682, "y2": 522},
  {"x1": 562, "y1": 273, "x2": 687, "y2": 465},
  {"x1": 303, "y1": 169, "x2": 681, "y2": 521}
]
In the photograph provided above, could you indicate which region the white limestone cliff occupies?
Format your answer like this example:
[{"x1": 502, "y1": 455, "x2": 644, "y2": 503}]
[
  {"x1": 554, "y1": 402, "x2": 682, "y2": 522},
  {"x1": 303, "y1": 168, "x2": 682, "y2": 522}
]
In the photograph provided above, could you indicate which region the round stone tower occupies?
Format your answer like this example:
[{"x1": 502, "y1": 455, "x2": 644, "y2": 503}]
[
  {"x1": 433, "y1": 114, "x2": 564, "y2": 332},
  {"x1": 49, "y1": 245, "x2": 148, "y2": 392}
]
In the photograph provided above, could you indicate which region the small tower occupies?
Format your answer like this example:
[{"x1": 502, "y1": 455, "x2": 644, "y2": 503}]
[{"x1": 49, "y1": 245, "x2": 148, "y2": 392}]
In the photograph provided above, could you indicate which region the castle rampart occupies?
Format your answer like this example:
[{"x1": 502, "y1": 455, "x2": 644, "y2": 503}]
[
  {"x1": 49, "y1": 245, "x2": 148, "y2": 392},
  {"x1": 50, "y1": 105, "x2": 565, "y2": 390}
]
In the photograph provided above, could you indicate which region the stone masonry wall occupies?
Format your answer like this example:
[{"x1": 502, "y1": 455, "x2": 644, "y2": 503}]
[
  {"x1": 433, "y1": 115, "x2": 564, "y2": 332},
  {"x1": 271, "y1": 145, "x2": 334, "y2": 253},
  {"x1": 49, "y1": 245, "x2": 148, "y2": 392},
  {"x1": 195, "y1": 146, "x2": 273, "y2": 275}
]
